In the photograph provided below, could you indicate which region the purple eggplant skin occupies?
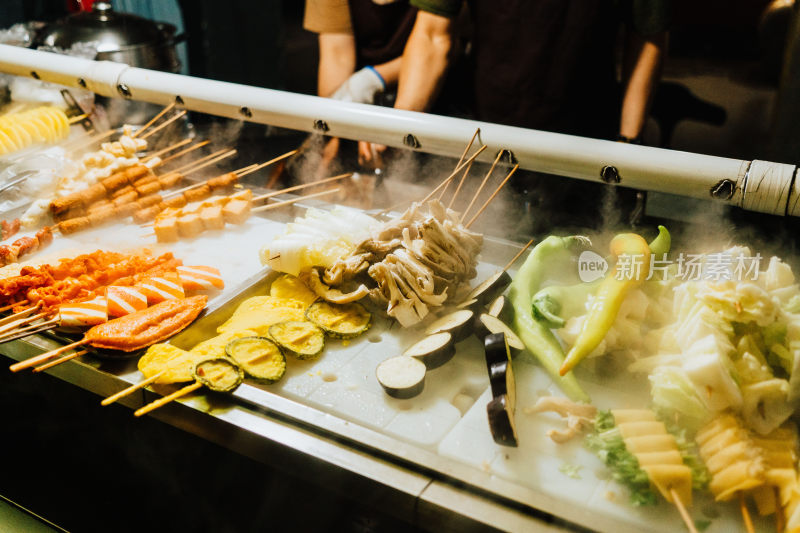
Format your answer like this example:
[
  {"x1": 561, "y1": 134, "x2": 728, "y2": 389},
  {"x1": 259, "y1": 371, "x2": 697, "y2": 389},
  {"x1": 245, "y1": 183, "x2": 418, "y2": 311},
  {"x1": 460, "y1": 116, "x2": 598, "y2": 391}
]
[
  {"x1": 376, "y1": 356, "x2": 426, "y2": 399},
  {"x1": 484, "y1": 332, "x2": 509, "y2": 372},
  {"x1": 425, "y1": 309, "x2": 475, "y2": 343},
  {"x1": 487, "y1": 294, "x2": 512, "y2": 323},
  {"x1": 487, "y1": 394, "x2": 518, "y2": 447},
  {"x1": 475, "y1": 314, "x2": 524, "y2": 354},
  {"x1": 404, "y1": 332, "x2": 456, "y2": 370},
  {"x1": 466, "y1": 270, "x2": 512, "y2": 307}
]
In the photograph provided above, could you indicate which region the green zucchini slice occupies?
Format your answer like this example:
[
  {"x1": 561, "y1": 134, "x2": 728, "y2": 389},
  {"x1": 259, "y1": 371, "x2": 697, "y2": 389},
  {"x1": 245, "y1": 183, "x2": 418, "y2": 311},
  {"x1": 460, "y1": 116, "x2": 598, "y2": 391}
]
[
  {"x1": 268, "y1": 321, "x2": 325, "y2": 360},
  {"x1": 305, "y1": 300, "x2": 371, "y2": 339},
  {"x1": 225, "y1": 336, "x2": 287, "y2": 383},
  {"x1": 193, "y1": 357, "x2": 244, "y2": 393}
]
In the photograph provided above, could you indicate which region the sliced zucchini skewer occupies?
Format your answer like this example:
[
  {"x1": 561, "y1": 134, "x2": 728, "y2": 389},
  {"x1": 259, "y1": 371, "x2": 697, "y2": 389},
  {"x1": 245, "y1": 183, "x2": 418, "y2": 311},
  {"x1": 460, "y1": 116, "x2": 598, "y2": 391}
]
[
  {"x1": 194, "y1": 357, "x2": 244, "y2": 393},
  {"x1": 226, "y1": 336, "x2": 287, "y2": 383},
  {"x1": 268, "y1": 321, "x2": 325, "y2": 359},
  {"x1": 305, "y1": 300, "x2": 371, "y2": 339},
  {"x1": 404, "y1": 332, "x2": 456, "y2": 369},
  {"x1": 376, "y1": 356, "x2": 427, "y2": 399},
  {"x1": 134, "y1": 357, "x2": 245, "y2": 417}
]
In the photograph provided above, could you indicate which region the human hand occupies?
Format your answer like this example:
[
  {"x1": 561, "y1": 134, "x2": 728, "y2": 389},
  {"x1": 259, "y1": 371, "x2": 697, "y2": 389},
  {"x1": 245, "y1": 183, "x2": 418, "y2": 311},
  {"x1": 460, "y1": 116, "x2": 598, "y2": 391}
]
[
  {"x1": 358, "y1": 141, "x2": 387, "y2": 168},
  {"x1": 331, "y1": 66, "x2": 386, "y2": 105}
]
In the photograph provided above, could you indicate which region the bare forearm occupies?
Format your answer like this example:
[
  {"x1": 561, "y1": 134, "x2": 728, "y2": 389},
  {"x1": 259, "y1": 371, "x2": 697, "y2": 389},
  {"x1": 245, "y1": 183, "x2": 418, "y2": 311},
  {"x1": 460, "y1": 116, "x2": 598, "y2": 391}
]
[
  {"x1": 318, "y1": 33, "x2": 356, "y2": 97},
  {"x1": 374, "y1": 56, "x2": 403, "y2": 88},
  {"x1": 394, "y1": 13, "x2": 453, "y2": 112},
  {"x1": 620, "y1": 32, "x2": 667, "y2": 139}
]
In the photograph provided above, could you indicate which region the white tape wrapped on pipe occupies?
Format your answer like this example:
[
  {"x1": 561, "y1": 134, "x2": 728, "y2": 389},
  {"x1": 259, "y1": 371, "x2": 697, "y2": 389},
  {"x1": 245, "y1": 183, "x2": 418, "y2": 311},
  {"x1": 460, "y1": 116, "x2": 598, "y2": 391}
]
[{"x1": 0, "y1": 44, "x2": 796, "y2": 215}]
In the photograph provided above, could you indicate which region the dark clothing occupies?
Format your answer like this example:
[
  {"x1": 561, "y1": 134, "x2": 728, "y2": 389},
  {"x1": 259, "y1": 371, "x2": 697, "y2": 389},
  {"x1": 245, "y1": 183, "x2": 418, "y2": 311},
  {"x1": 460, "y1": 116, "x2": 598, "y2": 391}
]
[
  {"x1": 411, "y1": 0, "x2": 671, "y2": 138},
  {"x1": 349, "y1": 0, "x2": 417, "y2": 68},
  {"x1": 470, "y1": 0, "x2": 619, "y2": 138}
]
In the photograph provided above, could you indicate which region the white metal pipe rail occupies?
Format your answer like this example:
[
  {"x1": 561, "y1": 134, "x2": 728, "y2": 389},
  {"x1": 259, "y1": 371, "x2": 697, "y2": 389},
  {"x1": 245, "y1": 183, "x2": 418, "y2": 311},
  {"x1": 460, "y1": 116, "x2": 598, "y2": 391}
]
[{"x1": 1, "y1": 44, "x2": 797, "y2": 217}]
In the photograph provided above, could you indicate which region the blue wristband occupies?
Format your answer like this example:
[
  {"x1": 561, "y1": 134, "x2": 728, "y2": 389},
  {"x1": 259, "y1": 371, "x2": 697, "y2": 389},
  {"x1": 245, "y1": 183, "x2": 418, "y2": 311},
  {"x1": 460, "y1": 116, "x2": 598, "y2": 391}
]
[{"x1": 365, "y1": 65, "x2": 386, "y2": 90}]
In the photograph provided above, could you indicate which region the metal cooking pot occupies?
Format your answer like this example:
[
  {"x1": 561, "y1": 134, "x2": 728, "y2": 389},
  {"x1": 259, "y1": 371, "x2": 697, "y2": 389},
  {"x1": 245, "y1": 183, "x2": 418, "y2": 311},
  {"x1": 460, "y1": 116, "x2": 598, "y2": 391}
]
[{"x1": 34, "y1": 2, "x2": 184, "y2": 72}]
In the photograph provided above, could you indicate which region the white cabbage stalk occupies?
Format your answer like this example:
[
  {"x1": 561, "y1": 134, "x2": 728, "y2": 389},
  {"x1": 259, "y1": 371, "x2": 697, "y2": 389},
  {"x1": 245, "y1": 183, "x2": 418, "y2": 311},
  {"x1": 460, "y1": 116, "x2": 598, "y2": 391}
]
[
  {"x1": 741, "y1": 379, "x2": 793, "y2": 435},
  {"x1": 260, "y1": 206, "x2": 381, "y2": 276},
  {"x1": 683, "y1": 348, "x2": 742, "y2": 412}
]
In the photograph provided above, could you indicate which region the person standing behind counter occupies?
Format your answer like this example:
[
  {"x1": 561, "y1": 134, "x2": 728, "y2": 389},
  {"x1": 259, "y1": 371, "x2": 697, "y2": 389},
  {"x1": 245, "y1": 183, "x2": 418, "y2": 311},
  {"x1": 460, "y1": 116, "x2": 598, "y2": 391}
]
[
  {"x1": 384, "y1": 0, "x2": 672, "y2": 228},
  {"x1": 304, "y1": 0, "x2": 417, "y2": 166}
]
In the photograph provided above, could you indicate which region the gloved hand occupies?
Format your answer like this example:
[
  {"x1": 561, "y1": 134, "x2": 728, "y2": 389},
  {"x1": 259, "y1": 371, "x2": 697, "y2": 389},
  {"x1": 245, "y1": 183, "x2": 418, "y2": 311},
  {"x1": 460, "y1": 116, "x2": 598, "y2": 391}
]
[{"x1": 331, "y1": 66, "x2": 385, "y2": 104}]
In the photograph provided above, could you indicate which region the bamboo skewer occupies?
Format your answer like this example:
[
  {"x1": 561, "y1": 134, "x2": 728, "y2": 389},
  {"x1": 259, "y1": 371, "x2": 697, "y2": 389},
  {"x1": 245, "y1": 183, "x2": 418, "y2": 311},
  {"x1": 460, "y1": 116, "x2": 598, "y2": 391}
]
[
  {"x1": 141, "y1": 138, "x2": 193, "y2": 163},
  {"x1": 63, "y1": 128, "x2": 117, "y2": 153},
  {"x1": 9, "y1": 339, "x2": 88, "y2": 372},
  {"x1": 439, "y1": 128, "x2": 479, "y2": 201},
  {"x1": 464, "y1": 163, "x2": 519, "y2": 229},
  {"x1": 164, "y1": 148, "x2": 296, "y2": 199},
  {"x1": 740, "y1": 493, "x2": 755, "y2": 533},
  {"x1": 669, "y1": 489, "x2": 697, "y2": 533},
  {"x1": 170, "y1": 147, "x2": 235, "y2": 176},
  {"x1": 132, "y1": 102, "x2": 176, "y2": 138},
  {"x1": 0, "y1": 311, "x2": 48, "y2": 336},
  {"x1": 101, "y1": 371, "x2": 165, "y2": 406},
  {"x1": 133, "y1": 103, "x2": 177, "y2": 138},
  {"x1": 0, "y1": 300, "x2": 35, "y2": 317},
  {"x1": 252, "y1": 188, "x2": 341, "y2": 213},
  {"x1": 134, "y1": 381, "x2": 202, "y2": 417},
  {"x1": 252, "y1": 173, "x2": 352, "y2": 203},
  {"x1": 420, "y1": 145, "x2": 488, "y2": 205},
  {"x1": 0, "y1": 322, "x2": 60, "y2": 344},
  {"x1": 68, "y1": 113, "x2": 88, "y2": 125},
  {"x1": 461, "y1": 150, "x2": 503, "y2": 223},
  {"x1": 33, "y1": 348, "x2": 89, "y2": 372},
  {"x1": 0, "y1": 317, "x2": 58, "y2": 344},
  {"x1": 236, "y1": 149, "x2": 299, "y2": 178},
  {"x1": 151, "y1": 140, "x2": 211, "y2": 167},
  {"x1": 503, "y1": 238, "x2": 534, "y2": 272},
  {"x1": 139, "y1": 110, "x2": 187, "y2": 140},
  {"x1": 775, "y1": 487, "x2": 785, "y2": 533},
  {"x1": 447, "y1": 156, "x2": 475, "y2": 210}
]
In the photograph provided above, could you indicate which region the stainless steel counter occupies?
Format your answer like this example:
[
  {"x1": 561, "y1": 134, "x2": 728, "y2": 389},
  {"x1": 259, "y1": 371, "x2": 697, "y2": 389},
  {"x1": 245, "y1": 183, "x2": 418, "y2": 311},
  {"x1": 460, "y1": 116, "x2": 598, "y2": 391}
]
[{"x1": 0, "y1": 234, "x2": 577, "y2": 533}]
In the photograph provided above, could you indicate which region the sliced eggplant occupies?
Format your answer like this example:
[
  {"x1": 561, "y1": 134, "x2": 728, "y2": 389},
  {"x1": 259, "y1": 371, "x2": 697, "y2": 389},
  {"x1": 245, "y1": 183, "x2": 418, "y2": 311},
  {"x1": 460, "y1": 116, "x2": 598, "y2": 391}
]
[
  {"x1": 305, "y1": 300, "x2": 371, "y2": 339},
  {"x1": 456, "y1": 298, "x2": 478, "y2": 310},
  {"x1": 486, "y1": 294, "x2": 512, "y2": 322},
  {"x1": 193, "y1": 357, "x2": 243, "y2": 393},
  {"x1": 474, "y1": 313, "x2": 524, "y2": 352},
  {"x1": 485, "y1": 333, "x2": 516, "y2": 409},
  {"x1": 484, "y1": 332, "x2": 509, "y2": 368},
  {"x1": 268, "y1": 320, "x2": 325, "y2": 359},
  {"x1": 376, "y1": 356, "x2": 426, "y2": 399},
  {"x1": 424, "y1": 309, "x2": 475, "y2": 342},
  {"x1": 225, "y1": 336, "x2": 286, "y2": 383},
  {"x1": 464, "y1": 270, "x2": 512, "y2": 306},
  {"x1": 404, "y1": 332, "x2": 455, "y2": 369},
  {"x1": 487, "y1": 394, "x2": 518, "y2": 447}
]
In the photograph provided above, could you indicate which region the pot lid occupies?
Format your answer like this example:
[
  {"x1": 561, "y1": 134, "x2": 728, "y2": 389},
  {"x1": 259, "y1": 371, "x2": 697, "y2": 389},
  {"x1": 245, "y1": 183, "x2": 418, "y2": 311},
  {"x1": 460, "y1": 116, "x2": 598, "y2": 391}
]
[{"x1": 38, "y1": 2, "x2": 166, "y2": 52}]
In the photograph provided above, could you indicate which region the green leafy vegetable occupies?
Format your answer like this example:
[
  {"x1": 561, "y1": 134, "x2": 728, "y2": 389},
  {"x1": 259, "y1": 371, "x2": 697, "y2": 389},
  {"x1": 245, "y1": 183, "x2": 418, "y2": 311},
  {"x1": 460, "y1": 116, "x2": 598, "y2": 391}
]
[
  {"x1": 584, "y1": 411, "x2": 658, "y2": 506},
  {"x1": 558, "y1": 463, "x2": 583, "y2": 479},
  {"x1": 649, "y1": 367, "x2": 711, "y2": 433},
  {"x1": 694, "y1": 519, "x2": 712, "y2": 532}
]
